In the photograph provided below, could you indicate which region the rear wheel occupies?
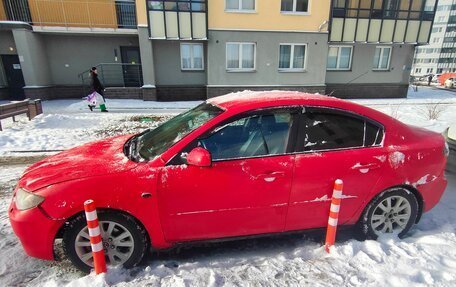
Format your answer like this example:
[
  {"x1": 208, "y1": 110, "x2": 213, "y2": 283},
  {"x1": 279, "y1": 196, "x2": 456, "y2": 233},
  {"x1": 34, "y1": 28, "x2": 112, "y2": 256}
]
[
  {"x1": 356, "y1": 188, "x2": 419, "y2": 240},
  {"x1": 63, "y1": 212, "x2": 148, "y2": 273}
]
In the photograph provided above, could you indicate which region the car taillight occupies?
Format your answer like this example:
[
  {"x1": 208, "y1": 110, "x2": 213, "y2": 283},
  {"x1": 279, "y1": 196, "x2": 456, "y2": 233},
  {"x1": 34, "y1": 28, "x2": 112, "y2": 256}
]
[{"x1": 444, "y1": 141, "x2": 449, "y2": 158}]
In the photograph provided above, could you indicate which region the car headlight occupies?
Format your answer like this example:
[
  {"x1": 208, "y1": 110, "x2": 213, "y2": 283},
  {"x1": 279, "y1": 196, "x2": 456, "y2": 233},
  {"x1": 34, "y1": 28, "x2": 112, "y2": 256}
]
[
  {"x1": 444, "y1": 141, "x2": 450, "y2": 158},
  {"x1": 15, "y1": 188, "x2": 45, "y2": 211}
]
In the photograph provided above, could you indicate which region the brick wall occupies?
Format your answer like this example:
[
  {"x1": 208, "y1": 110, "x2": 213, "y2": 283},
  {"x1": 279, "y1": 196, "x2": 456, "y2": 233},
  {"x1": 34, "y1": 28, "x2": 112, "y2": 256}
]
[
  {"x1": 325, "y1": 84, "x2": 409, "y2": 99},
  {"x1": 104, "y1": 87, "x2": 142, "y2": 99},
  {"x1": 24, "y1": 86, "x2": 87, "y2": 100},
  {"x1": 207, "y1": 86, "x2": 326, "y2": 99},
  {"x1": 156, "y1": 86, "x2": 207, "y2": 101}
]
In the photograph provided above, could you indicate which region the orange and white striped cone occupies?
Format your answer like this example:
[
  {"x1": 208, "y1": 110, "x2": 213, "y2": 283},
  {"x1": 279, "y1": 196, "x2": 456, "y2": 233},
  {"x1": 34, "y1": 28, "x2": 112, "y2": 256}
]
[
  {"x1": 324, "y1": 179, "x2": 344, "y2": 253},
  {"x1": 84, "y1": 199, "x2": 107, "y2": 274}
]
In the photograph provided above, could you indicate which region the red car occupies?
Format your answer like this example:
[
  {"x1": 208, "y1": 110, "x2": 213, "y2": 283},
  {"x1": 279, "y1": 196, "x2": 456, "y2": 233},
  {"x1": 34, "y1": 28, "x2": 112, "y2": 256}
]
[{"x1": 9, "y1": 92, "x2": 448, "y2": 272}]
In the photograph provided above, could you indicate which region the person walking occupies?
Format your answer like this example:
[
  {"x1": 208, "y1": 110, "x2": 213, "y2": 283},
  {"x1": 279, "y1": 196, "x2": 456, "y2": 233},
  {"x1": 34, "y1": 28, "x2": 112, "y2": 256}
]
[
  {"x1": 89, "y1": 67, "x2": 108, "y2": 112},
  {"x1": 428, "y1": 74, "x2": 433, "y2": 86}
]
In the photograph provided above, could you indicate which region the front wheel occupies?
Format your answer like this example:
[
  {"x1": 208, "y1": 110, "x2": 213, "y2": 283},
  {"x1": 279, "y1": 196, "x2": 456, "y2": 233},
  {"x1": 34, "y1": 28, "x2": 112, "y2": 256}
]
[
  {"x1": 62, "y1": 212, "x2": 149, "y2": 273},
  {"x1": 356, "y1": 188, "x2": 419, "y2": 240}
]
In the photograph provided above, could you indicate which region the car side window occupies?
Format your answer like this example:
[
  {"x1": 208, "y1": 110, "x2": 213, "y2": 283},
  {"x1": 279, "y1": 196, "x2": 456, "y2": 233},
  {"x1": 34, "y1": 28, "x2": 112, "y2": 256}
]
[
  {"x1": 365, "y1": 121, "x2": 384, "y2": 146},
  {"x1": 302, "y1": 109, "x2": 383, "y2": 152},
  {"x1": 199, "y1": 112, "x2": 293, "y2": 161}
]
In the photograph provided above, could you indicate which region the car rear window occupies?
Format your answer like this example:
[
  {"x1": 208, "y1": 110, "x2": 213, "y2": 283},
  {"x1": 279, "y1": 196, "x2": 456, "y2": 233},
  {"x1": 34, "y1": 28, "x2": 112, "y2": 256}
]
[{"x1": 301, "y1": 109, "x2": 383, "y2": 152}]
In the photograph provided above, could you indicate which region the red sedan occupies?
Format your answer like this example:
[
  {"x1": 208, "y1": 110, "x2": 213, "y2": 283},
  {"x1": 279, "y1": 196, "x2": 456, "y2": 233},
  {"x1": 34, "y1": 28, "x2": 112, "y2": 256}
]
[{"x1": 9, "y1": 92, "x2": 448, "y2": 272}]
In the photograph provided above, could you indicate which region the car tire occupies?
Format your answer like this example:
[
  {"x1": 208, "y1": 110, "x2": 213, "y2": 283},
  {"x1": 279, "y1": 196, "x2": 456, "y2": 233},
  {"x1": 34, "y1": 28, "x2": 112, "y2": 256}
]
[
  {"x1": 355, "y1": 188, "x2": 419, "y2": 240},
  {"x1": 62, "y1": 211, "x2": 149, "y2": 273}
]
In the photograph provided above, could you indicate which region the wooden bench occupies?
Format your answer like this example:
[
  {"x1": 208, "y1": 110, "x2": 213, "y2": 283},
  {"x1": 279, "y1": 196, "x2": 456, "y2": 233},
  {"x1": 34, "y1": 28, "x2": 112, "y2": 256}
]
[{"x1": 0, "y1": 99, "x2": 43, "y2": 131}]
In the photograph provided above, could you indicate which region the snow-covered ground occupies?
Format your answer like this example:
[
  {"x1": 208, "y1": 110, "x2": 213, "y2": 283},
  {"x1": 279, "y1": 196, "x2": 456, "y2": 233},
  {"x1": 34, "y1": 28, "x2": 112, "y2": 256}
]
[
  {"x1": 0, "y1": 86, "x2": 456, "y2": 286},
  {"x1": 0, "y1": 86, "x2": 455, "y2": 156}
]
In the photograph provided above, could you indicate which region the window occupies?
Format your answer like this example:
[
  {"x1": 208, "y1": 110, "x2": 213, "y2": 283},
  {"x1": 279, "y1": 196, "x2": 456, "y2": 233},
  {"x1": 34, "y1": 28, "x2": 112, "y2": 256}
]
[
  {"x1": 301, "y1": 110, "x2": 383, "y2": 152},
  {"x1": 424, "y1": 0, "x2": 436, "y2": 11},
  {"x1": 415, "y1": 68, "x2": 422, "y2": 73},
  {"x1": 148, "y1": 1, "x2": 207, "y2": 12},
  {"x1": 327, "y1": 46, "x2": 352, "y2": 70},
  {"x1": 281, "y1": 0, "x2": 309, "y2": 13},
  {"x1": 226, "y1": 0, "x2": 255, "y2": 11},
  {"x1": 437, "y1": 5, "x2": 450, "y2": 11},
  {"x1": 181, "y1": 43, "x2": 204, "y2": 70},
  {"x1": 226, "y1": 43, "x2": 256, "y2": 71},
  {"x1": 279, "y1": 44, "x2": 307, "y2": 71},
  {"x1": 384, "y1": 0, "x2": 400, "y2": 18},
  {"x1": 373, "y1": 47, "x2": 391, "y2": 70},
  {"x1": 432, "y1": 27, "x2": 443, "y2": 33},
  {"x1": 199, "y1": 112, "x2": 293, "y2": 160},
  {"x1": 433, "y1": 37, "x2": 440, "y2": 43},
  {"x1": 426, "y1": 68, "x2": 433, "y2": 73}
]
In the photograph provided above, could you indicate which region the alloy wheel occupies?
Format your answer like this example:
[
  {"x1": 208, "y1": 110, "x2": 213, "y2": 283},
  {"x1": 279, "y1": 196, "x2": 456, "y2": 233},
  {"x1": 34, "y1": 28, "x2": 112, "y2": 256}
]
[
  {"x1": 370, "y1": 195, "x2": 412, "y2": 235},
  {"x1": 75, "y1": 220, "x2": 135, "y2": 267}
]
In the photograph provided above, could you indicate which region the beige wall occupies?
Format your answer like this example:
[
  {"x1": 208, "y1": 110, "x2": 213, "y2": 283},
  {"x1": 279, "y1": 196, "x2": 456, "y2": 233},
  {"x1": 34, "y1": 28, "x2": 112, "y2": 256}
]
[
  {"x1": 134, "y1": 0, "x2": 330, "y2": 31},
  {"x1": 0, "y1": 2, "x2": 6, "y2": 21},
  {"x1": 136, "y1": 0, "x2": 147, "y2": 25},
  {"x1": 209, "y1": 0, "x2": 331, "y2": 32}
]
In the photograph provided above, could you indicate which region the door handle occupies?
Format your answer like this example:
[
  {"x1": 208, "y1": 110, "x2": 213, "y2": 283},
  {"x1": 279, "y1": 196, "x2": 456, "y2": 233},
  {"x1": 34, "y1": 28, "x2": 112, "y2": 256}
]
[
  {"x1": 255, "y1": 171, "x2": 286, "y2": 182},
  {"x1": 352, "y1": 163, "x2": 381, "y2": 170}
]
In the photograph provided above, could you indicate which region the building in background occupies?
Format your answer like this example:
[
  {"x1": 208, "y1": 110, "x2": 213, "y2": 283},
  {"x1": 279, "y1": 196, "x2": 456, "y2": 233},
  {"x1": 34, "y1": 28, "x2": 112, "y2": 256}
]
[
  {"x1": 0, "y1": 0, "x2": 141, "y2": 100},
  {"x1": 0, "y1": 0, "x2": 437, "y2": 101},
  {"x1": 412, "y1": 0, "x2": 456, "y2": 77},
  {"x1": 327, "y1": 0, "x2": 437, "y2": 97}
]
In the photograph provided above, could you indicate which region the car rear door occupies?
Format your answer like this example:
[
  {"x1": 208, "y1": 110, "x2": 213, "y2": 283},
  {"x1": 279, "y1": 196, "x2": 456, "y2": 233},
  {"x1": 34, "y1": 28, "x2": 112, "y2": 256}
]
[
  {"x1": 158, "y1": 108, "x2": 300, "y2": 242},
  {"x1": 285, "y1": 107, "x2": 387, "y2": 231}
]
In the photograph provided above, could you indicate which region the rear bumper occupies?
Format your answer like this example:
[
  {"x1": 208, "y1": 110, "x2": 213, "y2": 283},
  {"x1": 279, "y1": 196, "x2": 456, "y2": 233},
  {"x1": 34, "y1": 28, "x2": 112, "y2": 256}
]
[
  {"x1": 420, "y1": 174, "x2": 448, "y2": 213},
  {"x1": 9, "y1": 203, "x2": 64, "y2": 260}
]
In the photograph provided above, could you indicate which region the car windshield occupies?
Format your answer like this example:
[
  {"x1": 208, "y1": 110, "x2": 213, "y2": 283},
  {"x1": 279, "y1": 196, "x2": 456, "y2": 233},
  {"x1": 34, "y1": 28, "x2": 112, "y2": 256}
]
[{"x1": 137, "y1": 102, "x2": 223, "y2": 160}]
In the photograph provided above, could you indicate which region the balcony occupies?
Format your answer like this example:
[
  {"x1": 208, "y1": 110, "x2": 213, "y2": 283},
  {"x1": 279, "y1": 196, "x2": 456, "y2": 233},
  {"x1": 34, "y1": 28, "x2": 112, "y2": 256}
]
[
  {"x1": 329, "y1": 0, "x2": 438, "y2": 44},
  {"x1": 0, "y1": 0, "x2": 137, "y2": 31},
  {"x1": 147, "y1": 0, "x2": 207, "y2": 40}
]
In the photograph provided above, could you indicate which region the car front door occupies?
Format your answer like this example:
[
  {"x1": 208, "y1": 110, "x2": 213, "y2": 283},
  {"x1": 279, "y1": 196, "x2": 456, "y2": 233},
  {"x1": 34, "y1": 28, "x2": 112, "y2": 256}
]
[
  {"x1": 157, "y1": 109, "x2": 299, "y2": 242},
  {"x1": 286, "y1": 107, "x2": 387, "y2": 231}
]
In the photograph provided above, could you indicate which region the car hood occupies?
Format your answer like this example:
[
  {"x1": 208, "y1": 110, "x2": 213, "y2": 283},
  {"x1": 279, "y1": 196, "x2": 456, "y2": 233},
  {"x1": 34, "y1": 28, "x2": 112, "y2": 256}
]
[{"x1": 19, "y1": 135, "x2": 137, "y2": 192}]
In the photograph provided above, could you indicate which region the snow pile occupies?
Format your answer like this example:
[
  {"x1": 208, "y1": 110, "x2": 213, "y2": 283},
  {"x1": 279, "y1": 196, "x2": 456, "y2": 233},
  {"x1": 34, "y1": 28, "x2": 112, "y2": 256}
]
[{"x1": 0, "y1": 111, "x2": 169, "y2": 155}]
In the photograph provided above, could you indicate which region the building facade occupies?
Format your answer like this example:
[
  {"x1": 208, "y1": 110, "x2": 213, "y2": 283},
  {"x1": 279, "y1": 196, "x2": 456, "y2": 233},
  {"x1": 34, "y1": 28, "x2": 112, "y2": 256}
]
[
  {"x1": 0, "y1": 0, "x2": 437, "y2": 101},
  {"x1": 412, "y1": 0, "x2": 456, "y2": 76}
]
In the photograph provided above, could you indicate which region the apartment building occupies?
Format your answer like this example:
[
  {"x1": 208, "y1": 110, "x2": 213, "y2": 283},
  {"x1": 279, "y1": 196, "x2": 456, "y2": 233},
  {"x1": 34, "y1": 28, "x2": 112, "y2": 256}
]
[
  {"x1": 0, "y1": 0, "x2": 437, "y2": 101},
  {"x1": 0, "y1": 0, "x2": 140, "y2": 100},
  {"x1": 412, "y1": 0, "x2": 456, "y2": 77}
]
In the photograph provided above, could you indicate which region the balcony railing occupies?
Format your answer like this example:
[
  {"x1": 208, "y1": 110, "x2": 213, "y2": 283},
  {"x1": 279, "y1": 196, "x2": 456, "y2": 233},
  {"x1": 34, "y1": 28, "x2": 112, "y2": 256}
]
[
  {"x1": 78, "y1": 63, "x2": 143, "y2": 95},
  {"x1": 0, "y1": 0, "x2": 137, "y2": 29}
]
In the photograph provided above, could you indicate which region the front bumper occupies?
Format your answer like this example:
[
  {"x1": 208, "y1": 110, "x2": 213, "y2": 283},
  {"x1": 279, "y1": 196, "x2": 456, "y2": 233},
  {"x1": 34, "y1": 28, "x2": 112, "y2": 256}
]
[{"x1": 9, "y1": 202, "x2": 64, "y2": 260}]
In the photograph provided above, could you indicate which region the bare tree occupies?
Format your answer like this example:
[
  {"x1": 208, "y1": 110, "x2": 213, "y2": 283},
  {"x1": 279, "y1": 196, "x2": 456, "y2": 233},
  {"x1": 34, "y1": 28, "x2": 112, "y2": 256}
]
[{"x1": 421, "y1": 102, "x2": 447, "y2": 120}]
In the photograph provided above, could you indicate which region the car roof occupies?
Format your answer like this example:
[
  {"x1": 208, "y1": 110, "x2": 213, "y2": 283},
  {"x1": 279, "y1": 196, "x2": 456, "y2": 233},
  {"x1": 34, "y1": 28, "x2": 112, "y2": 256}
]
[
  {"x1": 208, "y1": 91, "x2": 346, "y2": 110},
  {"x1": 207, "y1": 91, "x2": 400, "y2": 128}
]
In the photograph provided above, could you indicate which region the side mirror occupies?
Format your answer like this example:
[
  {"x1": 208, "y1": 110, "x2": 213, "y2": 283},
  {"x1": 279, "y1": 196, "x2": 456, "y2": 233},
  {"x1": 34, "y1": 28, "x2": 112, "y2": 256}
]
[{"x1": 187, "y1": 147, "x2": 212, "y2": 167}]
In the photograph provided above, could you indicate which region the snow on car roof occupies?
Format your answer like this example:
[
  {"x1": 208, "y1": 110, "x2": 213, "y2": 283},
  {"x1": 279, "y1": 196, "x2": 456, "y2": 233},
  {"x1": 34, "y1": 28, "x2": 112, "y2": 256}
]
[{"x1": 207, "y1": 90, "x2": 344, "y2": 110}]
